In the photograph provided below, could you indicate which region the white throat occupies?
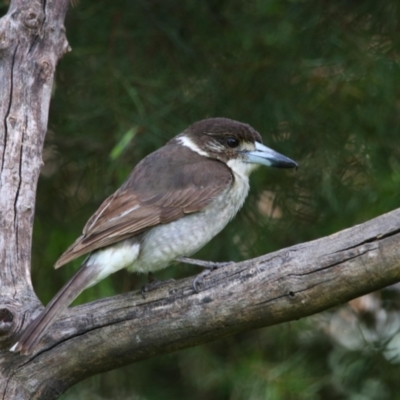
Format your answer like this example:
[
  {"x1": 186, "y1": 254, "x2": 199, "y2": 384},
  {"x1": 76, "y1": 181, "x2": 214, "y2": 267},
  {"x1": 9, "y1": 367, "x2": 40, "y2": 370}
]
[{"x1": 227, "y1": 159, "x2": 259, "y2": 180}]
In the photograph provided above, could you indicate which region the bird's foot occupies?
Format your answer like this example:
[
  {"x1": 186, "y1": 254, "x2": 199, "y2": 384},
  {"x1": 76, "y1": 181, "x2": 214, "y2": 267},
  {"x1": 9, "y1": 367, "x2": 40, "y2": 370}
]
[
  {"x1": 176, "y1": 257, "x2": 234, "y2": 292},
  {"x1": 141, "y1": 272, "x2": 175, "y2": 298}
]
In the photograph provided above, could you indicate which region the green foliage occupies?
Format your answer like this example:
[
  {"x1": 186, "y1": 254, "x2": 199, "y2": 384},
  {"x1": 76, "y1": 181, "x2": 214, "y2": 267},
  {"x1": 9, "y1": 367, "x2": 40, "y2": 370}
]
[{"x1": 5, "y1": 0, "x2": 400, "y2": 398}]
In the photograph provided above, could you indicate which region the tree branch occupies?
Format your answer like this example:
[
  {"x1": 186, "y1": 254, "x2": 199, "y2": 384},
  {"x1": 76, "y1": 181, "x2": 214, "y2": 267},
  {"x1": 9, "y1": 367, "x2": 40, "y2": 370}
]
[
  {"x1": 5, "y1": 207, "x2": 400, "y2": 399},
  {"x1": 0, "y1": 0, "x2": 69, "y2": 398}
]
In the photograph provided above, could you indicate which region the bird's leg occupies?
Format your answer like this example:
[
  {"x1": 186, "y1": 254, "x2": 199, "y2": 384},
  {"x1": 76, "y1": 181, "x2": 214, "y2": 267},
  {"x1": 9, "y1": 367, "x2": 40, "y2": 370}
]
[
  {"x1": 176, "y1": 256, "x2": 233, "y2": 269},
  {"x1": 141, "y1": 272, "x2": 175, "y2": 298},
  {"x1": 176, "y1": 256, "x2": 234, "y2": 292}
]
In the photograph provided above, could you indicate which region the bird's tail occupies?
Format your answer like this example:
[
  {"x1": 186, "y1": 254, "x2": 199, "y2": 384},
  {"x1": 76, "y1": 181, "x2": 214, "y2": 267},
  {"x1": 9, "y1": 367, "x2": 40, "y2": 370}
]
[{"x1": 10, "y1": 261, "x2": 97, "y2": 355}]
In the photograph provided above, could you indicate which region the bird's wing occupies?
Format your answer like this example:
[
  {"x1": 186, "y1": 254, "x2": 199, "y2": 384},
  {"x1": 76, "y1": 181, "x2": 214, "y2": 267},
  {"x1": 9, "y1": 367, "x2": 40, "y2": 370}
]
[{"x1": 54, "y1": 182, "x2": 231, "y2": 269}]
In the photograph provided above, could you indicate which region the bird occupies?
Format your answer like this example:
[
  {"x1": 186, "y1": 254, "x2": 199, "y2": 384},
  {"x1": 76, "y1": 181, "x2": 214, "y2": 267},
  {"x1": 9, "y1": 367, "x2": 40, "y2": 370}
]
[{"x1": 10, "y1": 117, "x2": 297, "y2": 355}]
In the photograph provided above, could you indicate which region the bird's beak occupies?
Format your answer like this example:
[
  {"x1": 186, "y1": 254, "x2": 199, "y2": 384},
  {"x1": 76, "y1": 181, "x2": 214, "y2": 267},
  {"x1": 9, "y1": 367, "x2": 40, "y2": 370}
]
[{"x1": 243, "y1": 142, "x2": 298, "y2": 169}]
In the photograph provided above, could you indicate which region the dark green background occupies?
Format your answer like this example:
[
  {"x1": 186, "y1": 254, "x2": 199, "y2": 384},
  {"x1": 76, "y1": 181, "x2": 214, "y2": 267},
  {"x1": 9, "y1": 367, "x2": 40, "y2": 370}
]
[{"x1": 2, "y1": 0, "x2": 400, "y2": 398}]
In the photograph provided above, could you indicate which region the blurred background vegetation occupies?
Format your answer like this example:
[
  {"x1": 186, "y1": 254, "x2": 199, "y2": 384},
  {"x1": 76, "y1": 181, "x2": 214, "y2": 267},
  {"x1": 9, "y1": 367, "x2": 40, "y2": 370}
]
[{"x1": 2, "y1": 0, "x2": 400, "y2": 398}]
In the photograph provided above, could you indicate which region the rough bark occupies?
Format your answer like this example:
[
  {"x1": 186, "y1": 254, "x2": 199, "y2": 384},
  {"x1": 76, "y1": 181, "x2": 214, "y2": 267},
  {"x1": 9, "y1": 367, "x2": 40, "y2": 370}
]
[
  {"x1": 4, "y1": 206, "x2": 400, "y2": 399},
  {"x1": 0, "y1": 0, "x2": 70, "y2": 398},
  {"x1": 1, "y1": 1, "x2": 400, "y2": 399}
]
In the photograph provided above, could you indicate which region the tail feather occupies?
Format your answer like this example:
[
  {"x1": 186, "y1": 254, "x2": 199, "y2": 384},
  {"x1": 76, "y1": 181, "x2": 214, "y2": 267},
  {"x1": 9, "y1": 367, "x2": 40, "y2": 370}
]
[{"x1": 10, "y1": 263, "x2": 97, "y2": 355}]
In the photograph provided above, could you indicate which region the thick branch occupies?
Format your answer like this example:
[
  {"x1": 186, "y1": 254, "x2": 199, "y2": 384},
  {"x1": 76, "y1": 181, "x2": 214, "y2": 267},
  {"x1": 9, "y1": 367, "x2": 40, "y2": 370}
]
[
  {"x1": 0, "y1": 0, "x2": 69, "y2": 398},
  {"x1": 0, "y1": 0, "x2": 69, "y2": 294},
  {"x1": 4, "y1": 207, "x2": 400, "y2": 399}
]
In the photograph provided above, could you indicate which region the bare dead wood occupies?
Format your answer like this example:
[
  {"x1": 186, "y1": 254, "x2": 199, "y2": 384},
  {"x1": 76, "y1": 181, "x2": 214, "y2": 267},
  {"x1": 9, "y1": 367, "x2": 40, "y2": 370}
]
[
  {"x1": 2, "y1": 207, "x2": 400, "y2": 399},
  {"x1": 1, "y1": 1, "x2": 400, "y2": 399},
  {"x1": 0, "y1": 0, "x2": 70, "y2": 398}
]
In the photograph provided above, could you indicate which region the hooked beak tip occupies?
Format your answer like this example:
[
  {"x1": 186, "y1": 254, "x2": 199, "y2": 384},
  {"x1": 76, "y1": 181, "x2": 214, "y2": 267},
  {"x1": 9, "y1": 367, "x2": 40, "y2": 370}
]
[{"x1": 244, "y1": 142, "x2": 298, "y2": 170}]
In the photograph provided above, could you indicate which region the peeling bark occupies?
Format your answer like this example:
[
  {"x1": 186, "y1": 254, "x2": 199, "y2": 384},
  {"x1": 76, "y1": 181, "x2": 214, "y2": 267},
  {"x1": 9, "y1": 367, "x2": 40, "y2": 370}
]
[{"x1": 1, "y1": 1, "x2": 400, "y2": 399}]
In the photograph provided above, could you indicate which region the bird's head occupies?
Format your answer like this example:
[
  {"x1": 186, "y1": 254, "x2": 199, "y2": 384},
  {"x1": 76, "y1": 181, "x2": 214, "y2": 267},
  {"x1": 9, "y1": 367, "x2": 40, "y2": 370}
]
[{"x1": 177, "y1": 117, "x2": 298, "y2": 177}]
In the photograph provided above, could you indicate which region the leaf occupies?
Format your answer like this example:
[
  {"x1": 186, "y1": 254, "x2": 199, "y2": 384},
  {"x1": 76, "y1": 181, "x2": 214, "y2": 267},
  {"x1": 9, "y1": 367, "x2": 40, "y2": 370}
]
[{"x1": 109, "y1": 127, "x2": 138, "y2": 160}]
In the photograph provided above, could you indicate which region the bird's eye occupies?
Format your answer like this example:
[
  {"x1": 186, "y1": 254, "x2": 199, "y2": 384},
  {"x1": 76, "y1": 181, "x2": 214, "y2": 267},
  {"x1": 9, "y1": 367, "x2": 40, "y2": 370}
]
[{"x1": 226, "y1": 137, "x2": 239, "y2": 148}]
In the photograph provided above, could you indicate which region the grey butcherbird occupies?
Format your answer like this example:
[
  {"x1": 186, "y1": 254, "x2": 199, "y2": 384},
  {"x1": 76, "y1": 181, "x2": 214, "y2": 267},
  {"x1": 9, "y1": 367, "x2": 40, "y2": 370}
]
[{"x1": 11, "y1": 117, "x2": 297, "y2": 355}]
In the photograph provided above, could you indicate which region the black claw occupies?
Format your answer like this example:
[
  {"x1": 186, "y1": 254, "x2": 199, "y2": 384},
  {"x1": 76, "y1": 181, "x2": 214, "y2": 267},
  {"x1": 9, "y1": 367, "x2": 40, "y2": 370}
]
[
  {"x1": 192, "y1": 269, "x2": 212, "y2": 292},
  {"x1": 192, "y1": 277, "x2": 200, "y2": 293}
]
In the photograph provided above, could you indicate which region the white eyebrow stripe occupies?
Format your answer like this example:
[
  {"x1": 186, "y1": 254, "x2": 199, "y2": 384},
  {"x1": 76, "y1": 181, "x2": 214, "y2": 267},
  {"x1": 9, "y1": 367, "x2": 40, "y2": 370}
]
[{"x1": 177, "y1": 135, "x2": 210, "y2": 157}]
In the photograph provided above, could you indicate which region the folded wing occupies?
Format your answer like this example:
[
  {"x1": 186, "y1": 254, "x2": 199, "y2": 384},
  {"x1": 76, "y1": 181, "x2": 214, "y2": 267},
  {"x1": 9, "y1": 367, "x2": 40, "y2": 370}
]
[{"x1": 54, "y1": 181, "x2": 231, "y2": 269}]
